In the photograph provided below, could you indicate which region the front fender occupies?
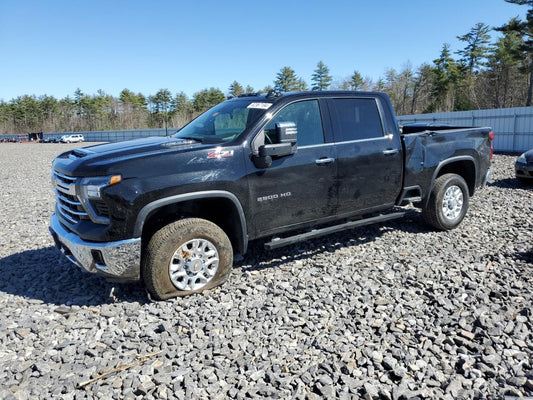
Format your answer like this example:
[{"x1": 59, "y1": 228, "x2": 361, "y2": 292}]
[{"x1": 134, "y1": 190, "x2": 248, "y2": 253}]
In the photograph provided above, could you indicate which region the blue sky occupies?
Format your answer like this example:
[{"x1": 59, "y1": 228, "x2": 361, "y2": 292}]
[{"x1": 0, "y1": 0, "x2": 527, "y2": 101}]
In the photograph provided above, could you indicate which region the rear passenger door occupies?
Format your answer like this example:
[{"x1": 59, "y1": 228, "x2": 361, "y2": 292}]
[{"x1": 328, "y1": 97, "x2": 403, "y2": 215}]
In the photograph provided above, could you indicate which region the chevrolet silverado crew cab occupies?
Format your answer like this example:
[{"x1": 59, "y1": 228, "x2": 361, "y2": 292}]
[{"x1": 50, "y1": 91, "x2": 493, "y2": 300}]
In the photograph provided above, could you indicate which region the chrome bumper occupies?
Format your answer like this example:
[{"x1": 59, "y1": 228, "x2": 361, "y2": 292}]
[{"x1": 49, "y1": 214, "x2": 141, "y2": 281}]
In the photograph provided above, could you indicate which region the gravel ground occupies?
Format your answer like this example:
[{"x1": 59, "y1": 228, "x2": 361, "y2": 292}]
[{"x1": 0, "y1": 142, "x2": 532, "y2": 400}]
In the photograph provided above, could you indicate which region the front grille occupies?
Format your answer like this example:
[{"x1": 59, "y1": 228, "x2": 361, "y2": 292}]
[
  {"x1": 52, "y1": 170, "x2": 89, "y2": 224},
  {"x1": 92, "y1": 200, "x2": 110, "y2": 218}
]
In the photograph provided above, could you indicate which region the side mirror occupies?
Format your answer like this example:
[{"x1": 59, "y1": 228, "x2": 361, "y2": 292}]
[
  {"x1": 274, "y1": 121, "x2": 297, "y2": 145},
  {"x1": 253, "y1": 122, "x2": 298, "y2": 168}
]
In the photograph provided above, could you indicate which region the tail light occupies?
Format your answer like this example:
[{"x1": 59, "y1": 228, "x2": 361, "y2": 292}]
[{"x1": 488, "y1": 131, "x2": 495, "y2": 159}]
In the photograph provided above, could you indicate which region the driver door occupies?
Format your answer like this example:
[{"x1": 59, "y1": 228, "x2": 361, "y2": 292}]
[{"x1": 244, "y1": 99, "x2": 338, "y2": 238}]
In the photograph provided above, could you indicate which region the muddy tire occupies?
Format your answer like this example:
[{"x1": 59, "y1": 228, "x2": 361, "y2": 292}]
[{"x1": 142, "y1": 218, "x2": 233, "y2": 300}]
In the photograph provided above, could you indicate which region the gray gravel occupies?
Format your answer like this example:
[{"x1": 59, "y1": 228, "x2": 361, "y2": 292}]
[{"x1": 0, "y1": 142, "x2": 532, "y2": 400}]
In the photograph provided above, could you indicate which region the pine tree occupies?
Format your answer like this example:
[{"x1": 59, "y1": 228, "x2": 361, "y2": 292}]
[
  {"x1": 499, "y1": 0, "x2": 533, "y2": 105},
  {"x1": 73, "y1": 88, "x2": 85, "y2": 116},
  {"x1": 174, "y1": 92, "x2": 191, "y2": 115},
  {"x1": 350, "y1": 70, "x2": 364, "y2": 90},
  {"x1": 485, "y1": 25, "x2": 525, "y2": 107},
  {"x1": 228, "y1": 81, "x2": 244, "y2": 98},
  {"x1": 295, "y1": 78, "x2": 308, "y2": 91},
  {"x1": 274, "y1": 67, "x2": 299, "y2": 92},
  {"x1": 148, "y1": 89, "x2": 173, "y2": 132},
  {"x1": 457, "y1": 23, "x2": 491, "y2": 74},
  {"x1": 431, "y1": 44, "x2": 461, "y2": 111},
  {"x1": 311, "y1": 61, "x2": 332, "y2": 90},
  {"x1": 192, "y1": 88, "x2": 225, "y2": 112}
]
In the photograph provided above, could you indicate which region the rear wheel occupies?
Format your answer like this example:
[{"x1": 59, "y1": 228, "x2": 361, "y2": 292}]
[
  {"x1": 143, "y1": 218, "x2": 233, "y2": 300},
  {"x1": 422, "y1": 173, "x2": 469, "y2": 230}
]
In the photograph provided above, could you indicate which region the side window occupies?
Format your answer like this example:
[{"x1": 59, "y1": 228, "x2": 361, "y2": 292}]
[
  {"x1": 264, "y1": 100, "x2": 324, "y2": 146},
  {"x1": 331, "y1": 98, "x2": 384, "y2": 141}
]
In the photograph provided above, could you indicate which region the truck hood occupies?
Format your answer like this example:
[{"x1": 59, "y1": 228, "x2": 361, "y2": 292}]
[
  {"x1": 74, "y1": 136, "x2": 200, "y2": 157},
  {"x1": 53, "y1": 136, "x2": 209, "y2": 176}
]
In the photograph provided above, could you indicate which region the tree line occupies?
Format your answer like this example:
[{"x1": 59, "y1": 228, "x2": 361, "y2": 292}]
[{"x1": 1, "y1": 0, "x2": 532, "y2": 135}]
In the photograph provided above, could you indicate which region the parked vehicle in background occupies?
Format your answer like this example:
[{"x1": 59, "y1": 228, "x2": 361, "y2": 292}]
[
  {"x1": 29, "y1": 132, "x2": 43, "y2": 142},
  {"x1": 515, "y1": 149, "x2": 533, "y2": 184},
  {"x1": 0, "y1": 136, "x2": 19, "y2": 142},
  {"x1": 60, "y1": 134, "x2": 84, "y2": 143},
  {"x1": 49, "y1": 91, "x2": 494, "y2": 300}
]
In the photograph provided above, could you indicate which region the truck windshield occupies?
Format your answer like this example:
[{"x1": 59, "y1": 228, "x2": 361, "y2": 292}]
[{"x1": 175, "y1": 100, "x2": 271, "y2": 143}]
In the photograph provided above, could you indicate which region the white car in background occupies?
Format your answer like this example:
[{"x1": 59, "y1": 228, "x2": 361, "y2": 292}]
[{"x1": 60, "y1": 134, "x2": 85, "y2": 143}]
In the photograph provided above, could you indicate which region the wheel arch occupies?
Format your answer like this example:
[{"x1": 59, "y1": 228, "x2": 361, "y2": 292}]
[
  {"x1": 423, "y1": 156, "x2": 477, "y2": 207},
  {"x1": 135, "y1": 191, "x2": 248, "y2": 255}
]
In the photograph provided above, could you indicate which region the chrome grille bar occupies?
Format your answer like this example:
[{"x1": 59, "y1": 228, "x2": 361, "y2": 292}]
[
  {"x1": 54, "y1": 170, "x2": 77, "y2": 183},
  {"x1": 52, "y1": 169, "x2": 89, "y2": 223},
  {"x1": 58, "y1": 202, "x2": 87, "y2": 217},
  {"x1": 53, "y1": 190, "x2": 81, "y2": 206},
  {"x1": 55, "y1": 184, "x2": 76, "y2": 196}
]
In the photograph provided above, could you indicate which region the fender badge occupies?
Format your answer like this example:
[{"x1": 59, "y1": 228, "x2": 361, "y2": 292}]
[{"x1": 207, "y1": 149, "x2": 234, "y2": 159}]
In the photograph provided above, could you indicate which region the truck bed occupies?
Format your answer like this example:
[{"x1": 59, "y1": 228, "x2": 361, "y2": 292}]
[{"x1": 401, "y1": 125, "x2": 493, "y2": 204}]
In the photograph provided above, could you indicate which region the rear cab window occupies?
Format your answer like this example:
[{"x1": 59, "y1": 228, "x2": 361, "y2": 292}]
[{"x1": 329, "y1": 98, "x2": 385, "y2": 142}]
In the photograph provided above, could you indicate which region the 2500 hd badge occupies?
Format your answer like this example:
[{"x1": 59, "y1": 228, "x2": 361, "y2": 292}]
[{"x1": 257, "y1": 192, "x2": 292, "y2": 202}]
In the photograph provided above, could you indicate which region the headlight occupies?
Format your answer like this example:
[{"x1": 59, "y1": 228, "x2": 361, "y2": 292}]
[
  {"x1": 78, "y1": 175, "x2": 122, "y2": 199},
  {"x1": 517, "y1": 153, "x2": 526, "y2": 164},
  {"x1": 76, "y1": 175, "x2": 121, "y2": 224}
]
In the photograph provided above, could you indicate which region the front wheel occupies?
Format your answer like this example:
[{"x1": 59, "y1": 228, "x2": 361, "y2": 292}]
[
  {"x1": 422, "y1": 173, "x2": 469, "y2": 230},
  {"x1": 142, "y1": 218, "x2": 233, "y2": 300}
]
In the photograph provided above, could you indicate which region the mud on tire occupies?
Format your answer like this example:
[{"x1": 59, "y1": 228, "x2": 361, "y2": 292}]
[{"x1": 142, "y1": 218, "x2": 233, "y2": 300}]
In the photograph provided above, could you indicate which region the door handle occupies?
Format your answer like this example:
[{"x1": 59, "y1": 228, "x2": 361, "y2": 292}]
[
  {"x1": 382, "y1": 149, "x2": 399, "y2": 155},
  {"x1": 315, "y1": 157, "x2": 335, "y2": 165}
]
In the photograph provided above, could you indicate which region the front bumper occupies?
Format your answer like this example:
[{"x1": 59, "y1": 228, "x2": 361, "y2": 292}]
[{"x1": 49, "y1": 213, "x2": 141, "y2": 281}]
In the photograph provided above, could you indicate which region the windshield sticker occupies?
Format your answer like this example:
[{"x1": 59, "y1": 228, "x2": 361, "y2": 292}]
[
  {"x1": 247, "y1": 102, "x2": 272, "y2": 110},
  {"x1": 208, "y1": 149, "x2": 234, "y2": 159}
]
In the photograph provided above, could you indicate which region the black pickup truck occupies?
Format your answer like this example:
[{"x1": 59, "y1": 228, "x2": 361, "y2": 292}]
[{"x1": 50, "y1": 91, "x2": 493, "y2": 300}]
